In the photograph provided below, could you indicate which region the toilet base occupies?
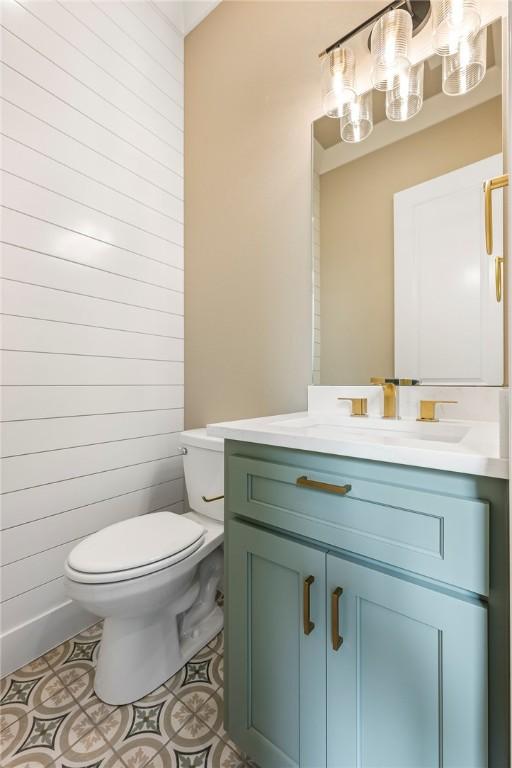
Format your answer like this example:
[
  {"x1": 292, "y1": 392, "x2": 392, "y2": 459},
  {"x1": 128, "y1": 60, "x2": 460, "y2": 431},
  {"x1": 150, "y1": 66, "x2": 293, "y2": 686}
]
[{"x1": 93, "y1": 549, "x2": 224, "y2": 705}]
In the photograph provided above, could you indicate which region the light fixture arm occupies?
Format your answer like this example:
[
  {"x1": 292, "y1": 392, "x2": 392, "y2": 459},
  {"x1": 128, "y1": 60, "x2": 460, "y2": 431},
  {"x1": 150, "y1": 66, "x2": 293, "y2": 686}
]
[
  {"x1": 319, "y1": 0, "x2": 407, "y2": 57},
  {"x1": 319, "y1": 0, "x2": 430, "y2": 58}
]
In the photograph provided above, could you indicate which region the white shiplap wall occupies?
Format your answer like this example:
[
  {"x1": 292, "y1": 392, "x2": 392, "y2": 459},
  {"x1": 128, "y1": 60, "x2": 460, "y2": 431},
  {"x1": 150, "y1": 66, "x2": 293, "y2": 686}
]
[{"x1": 0, "y1": 0, "x2": 185, "y2": 674}]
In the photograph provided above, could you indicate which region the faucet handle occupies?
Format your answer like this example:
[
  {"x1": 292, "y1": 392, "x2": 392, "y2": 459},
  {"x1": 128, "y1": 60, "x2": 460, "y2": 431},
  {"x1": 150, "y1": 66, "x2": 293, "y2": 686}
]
[
  {"x1": 417, "y1": 400, "x2": 457, "y2": 422},
  {"x1": 337, "y1": 397, "x2": 368, "y2": 417},
  {"x1": 370, "y1": 377, "x2": 386, "y2": 385}
]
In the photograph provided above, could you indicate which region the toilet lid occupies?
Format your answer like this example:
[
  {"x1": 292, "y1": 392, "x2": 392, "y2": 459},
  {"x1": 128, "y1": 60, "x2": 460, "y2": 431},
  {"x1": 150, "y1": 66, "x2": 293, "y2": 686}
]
[{"x1": 67, "y1": 512, "x2": 205, "y2": 574}]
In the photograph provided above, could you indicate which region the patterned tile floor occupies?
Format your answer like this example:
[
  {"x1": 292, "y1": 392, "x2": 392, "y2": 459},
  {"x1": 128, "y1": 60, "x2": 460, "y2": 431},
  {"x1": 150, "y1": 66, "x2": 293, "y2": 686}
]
[{"x1": 0, "y1": 623, "x2": 256, "y2": 768}]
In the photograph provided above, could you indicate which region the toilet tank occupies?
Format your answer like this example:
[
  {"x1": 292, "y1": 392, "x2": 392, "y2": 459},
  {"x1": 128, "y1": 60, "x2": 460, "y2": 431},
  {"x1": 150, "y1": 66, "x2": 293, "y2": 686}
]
[{"x1": 180, "y1": 429, "x2": 224, "y2": 521}]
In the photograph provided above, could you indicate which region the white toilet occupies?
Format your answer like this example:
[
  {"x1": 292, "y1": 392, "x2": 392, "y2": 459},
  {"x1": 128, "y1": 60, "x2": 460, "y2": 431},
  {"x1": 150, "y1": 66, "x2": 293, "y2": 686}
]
[{"x1": 64, "y1": 429, "x2": 224, "y2": 705}]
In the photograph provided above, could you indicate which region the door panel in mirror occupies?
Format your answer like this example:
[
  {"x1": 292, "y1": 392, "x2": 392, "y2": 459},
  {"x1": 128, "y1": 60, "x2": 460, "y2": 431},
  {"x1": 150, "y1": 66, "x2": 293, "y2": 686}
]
[{"x1": 394, "y1": 153, "x2": 504, "y2": 385}]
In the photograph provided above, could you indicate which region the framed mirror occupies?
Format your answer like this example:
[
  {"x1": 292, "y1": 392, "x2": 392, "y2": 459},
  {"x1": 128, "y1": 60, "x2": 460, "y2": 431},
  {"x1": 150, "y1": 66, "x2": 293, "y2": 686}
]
[{"x1": 312, "y1": 20, "x2": 504, "y2": 386}]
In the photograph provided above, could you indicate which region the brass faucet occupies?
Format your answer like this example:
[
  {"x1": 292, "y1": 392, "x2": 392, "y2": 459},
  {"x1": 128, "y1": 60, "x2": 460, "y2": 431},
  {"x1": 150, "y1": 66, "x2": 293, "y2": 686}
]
[{"x1": 370, "y1": 377, "x2": 398, "y2": 419}]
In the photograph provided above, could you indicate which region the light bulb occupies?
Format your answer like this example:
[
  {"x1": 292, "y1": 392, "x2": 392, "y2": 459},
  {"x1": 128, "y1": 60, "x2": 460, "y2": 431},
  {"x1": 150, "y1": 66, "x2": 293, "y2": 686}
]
[
  {"x1": 371, "y1": 9, "x2": 412, "y2": 91},
  {"x1": 432, "y1": 0, "x2": 481, "y2": 55},
  {"x1": 321, "y1": 47, "x2": 356, "y2": 118},
  {"x1": 386, "y1": 61, "x2": 424, "y2": 121},
  {"x1": 340, "y1": 91, "x2": 373, "y2": 143},
  {"x1": 442, "y1": 26, "x2": 486, "y2": 95}
]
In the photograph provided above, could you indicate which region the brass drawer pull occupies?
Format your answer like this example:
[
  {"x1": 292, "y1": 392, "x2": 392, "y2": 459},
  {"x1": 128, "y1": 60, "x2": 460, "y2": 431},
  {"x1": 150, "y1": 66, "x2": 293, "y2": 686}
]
[
  {"x1": 201, "y1": 494, "x2": 224, "y2": 503},
  {"x1": 483, "y1": 173, "x2": 508, "y2": 256},
  {"x1": 496, "y1": 256, "x2": 504, "y2": 303},
  {"x1": 296, "y1": 475, "x2": 352, "y2": 496},
  {"x1": 303, "y1": 575, "x2": 315, "y2": 635},
  {"x1": 331, "y1": 587, "x2": 343, "y2": 651}
]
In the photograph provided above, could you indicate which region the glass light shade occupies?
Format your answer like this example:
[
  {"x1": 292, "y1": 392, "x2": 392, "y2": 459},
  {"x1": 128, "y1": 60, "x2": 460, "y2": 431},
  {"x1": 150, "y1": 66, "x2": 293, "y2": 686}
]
[
  {"x1": 321, "y1": 47, "x2": 356, "y2": 118},
  {"x1": 340, "y1": 91, "x2": 373, "y2": 143},
  {"x1": 386, "y1": 61, "x2": 424, "y2": 121},
  {"x1": 371, "y1": 9, "x2": 412, "y2": 91},
  {"x1": 432, "y1": 0, "x2": 481, "y2": 55},
  {"x1": 442, "y1": 26, "x2": 486, "y2": 95}
]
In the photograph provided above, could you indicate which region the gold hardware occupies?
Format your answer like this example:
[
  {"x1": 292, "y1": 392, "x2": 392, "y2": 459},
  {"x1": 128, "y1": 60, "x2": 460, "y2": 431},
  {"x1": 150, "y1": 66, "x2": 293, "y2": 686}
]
[
  {"x1": 331, "y1": 587, "x2": 343, "y2": 650},
  {"x1": 370, "y1": 377, "x2": 398, "y2": 419},
  {"x1": 303, "y1": 575, "x2": 315, "y2": 635},
  {"x1": 484, "y1": 174, "x2": 508, "y2": 256},
  {"x1": 337, "y1": 397, "x2": 368, "y2": 417},
  {"x1": 417, "y1": 400, "x2": 457, "y2": 422},
  {"x1": 496, "y1": 256, "x2": 504, "y2": 303},
  {"x1": 296, "y1": 475, "x2": 352, "y2": 496},
  {"x1": 201, "y1": 494, "x2": 224, "y2": 503},
  {"x1": 398, "y1": 379, "x2": 420, "y2": 386}
]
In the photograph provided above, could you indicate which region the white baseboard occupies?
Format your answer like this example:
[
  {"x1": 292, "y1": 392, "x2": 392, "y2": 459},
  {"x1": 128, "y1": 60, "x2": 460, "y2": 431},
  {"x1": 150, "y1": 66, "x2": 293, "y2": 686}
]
[{"x1": 1, "y1": 598, "x2": 98, "y2": 677}]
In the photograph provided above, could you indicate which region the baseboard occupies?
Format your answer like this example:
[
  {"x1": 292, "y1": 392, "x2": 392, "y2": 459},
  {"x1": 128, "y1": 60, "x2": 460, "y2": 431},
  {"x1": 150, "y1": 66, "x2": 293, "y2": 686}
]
[{"x1": 1, "y1": 598, "x2": 98, "y2": 677}]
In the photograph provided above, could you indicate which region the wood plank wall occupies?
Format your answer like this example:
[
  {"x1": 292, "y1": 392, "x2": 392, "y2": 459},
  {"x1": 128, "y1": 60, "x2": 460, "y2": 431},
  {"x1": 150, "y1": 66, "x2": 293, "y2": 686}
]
[{"x1": 0, "y1": 0, "x2": 185, "y2": 673}]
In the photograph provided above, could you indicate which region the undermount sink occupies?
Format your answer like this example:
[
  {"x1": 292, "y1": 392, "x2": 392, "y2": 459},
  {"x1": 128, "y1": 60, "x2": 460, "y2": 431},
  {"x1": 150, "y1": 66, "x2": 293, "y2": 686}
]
[
  {"x1": 270, "y1": 415, "x2": 471, "y2": 445},
  {"x1": 273, "y1": 415, "x2": 471, "y2": 445}
]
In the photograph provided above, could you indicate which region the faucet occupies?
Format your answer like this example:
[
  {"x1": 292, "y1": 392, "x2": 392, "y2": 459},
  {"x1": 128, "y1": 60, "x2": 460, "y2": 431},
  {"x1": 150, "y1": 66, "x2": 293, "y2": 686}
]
[{"x1": 370, "y1": 377, "x2": 399, "y2": 419}]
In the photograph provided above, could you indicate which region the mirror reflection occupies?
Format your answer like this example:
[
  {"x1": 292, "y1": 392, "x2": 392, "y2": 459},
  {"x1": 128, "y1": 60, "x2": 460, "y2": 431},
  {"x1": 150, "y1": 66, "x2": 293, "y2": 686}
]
[{"x1": 312, "y1": 21, "x2": 503, "y2": 386}]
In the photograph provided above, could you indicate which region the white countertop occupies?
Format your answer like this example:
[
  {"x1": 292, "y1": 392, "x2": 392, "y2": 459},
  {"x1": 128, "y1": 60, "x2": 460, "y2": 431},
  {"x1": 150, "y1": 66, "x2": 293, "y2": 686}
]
[{"x1": 208, "y1": 412, "x2": 509, "y2": 479}]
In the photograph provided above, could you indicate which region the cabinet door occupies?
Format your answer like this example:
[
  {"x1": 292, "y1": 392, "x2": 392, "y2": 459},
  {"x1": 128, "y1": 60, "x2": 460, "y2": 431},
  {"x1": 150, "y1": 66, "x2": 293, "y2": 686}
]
[
  {"x1": 226, "y1": 521, "x2": 327, "y2": 768},
  {"x1": 327, "y1": 555, "x2": 487, "y2": 768}
]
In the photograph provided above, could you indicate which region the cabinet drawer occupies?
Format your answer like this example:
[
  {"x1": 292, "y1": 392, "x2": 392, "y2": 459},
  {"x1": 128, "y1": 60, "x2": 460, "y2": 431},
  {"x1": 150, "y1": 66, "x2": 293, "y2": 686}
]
[{"x1": 227, "y1": 453, "x2": 489, "y2": 595}]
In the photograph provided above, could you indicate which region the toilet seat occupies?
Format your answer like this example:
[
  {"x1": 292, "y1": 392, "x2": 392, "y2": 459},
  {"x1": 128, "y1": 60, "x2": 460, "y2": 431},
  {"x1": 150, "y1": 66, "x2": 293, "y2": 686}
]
[{"x1": 65, "y1": 511, "x2": 206, "y2": 585}]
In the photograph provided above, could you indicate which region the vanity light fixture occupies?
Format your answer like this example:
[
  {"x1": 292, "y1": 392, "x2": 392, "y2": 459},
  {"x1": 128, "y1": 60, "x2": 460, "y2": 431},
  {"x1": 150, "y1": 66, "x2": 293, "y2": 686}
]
[
  {"x1": 431, "y1": 0, "x2": 481, "y2": 55},
  {"x1": 442, "y1": 25, "x2": 486, "y2": 95},
  {"x1": 319, "y1": 0, "x2": 488, "y2": 141},
  {"x1": 386, "y1": 60, "x2": 424, "y2": 120},
  {"x1": 371, "y1": 8, "x2": 412, "y2": 91},
  {"x1": 321, "y1": 47, "x2": 356, "y2": 118}
]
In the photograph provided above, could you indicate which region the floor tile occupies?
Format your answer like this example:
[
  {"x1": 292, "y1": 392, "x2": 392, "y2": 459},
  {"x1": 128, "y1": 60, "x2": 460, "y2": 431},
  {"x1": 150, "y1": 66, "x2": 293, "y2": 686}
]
[
  {"x1": 98, "y1": 686, "x2": 191, "y2": 767},
  {"x1": 50, "y1": 726, "x2": 122, "y2": 767},
  {"x1": 0, "y1": 688, "x2": 96, "y2": 767},
  {"x1": 0, "y1": 658, "x2": 68, "y2": 734},
  {"x1": 74, "y1": 690, "x2": 117, "y2": 729},
  {"x1": 207, "y1": 630, "x2": 224, "y2": 656},
  {"x1": 155, "y1": 725, "x2": 251, "y2": 768},
  {"x1": 45, "y1": 627, "x2": 102, "y2": 693},
  {"x1": 164, "y1": 654, "x2": 219, "y2": 703}
]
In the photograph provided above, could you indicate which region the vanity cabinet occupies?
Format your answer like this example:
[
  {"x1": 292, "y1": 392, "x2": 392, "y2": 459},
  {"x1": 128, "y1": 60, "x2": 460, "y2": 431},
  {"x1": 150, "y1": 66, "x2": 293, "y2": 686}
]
[{"x1": 224, "y1": 441, "x2": 509, "y2": 768}]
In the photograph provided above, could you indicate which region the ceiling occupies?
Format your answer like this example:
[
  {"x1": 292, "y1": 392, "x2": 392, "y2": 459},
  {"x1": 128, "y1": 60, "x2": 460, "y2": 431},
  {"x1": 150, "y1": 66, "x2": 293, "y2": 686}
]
[{"x1": 153, "y1": 0, "x2": 222, "y2": 35}]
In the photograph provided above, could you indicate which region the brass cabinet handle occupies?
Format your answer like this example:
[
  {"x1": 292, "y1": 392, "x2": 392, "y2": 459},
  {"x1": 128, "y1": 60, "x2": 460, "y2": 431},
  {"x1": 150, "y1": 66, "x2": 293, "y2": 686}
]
[
  {"x1": 484, "y1": 174, "x2": 508, "y2": 256},
  {"x1": 331, "y1": 587, "x2": 343, "y2": 651},
  {"x1": 496, "y1": 256, "x2": 504, "y2": 303},
  {"x1": 303, "y1": 575, "x2": 315, "y2": 635},
  {"x1": 201, "y1": 494, "x2": 224, "y2": 503},
  {"x1": 296, "y1": 475, "x2": 352, "y2": 496}
]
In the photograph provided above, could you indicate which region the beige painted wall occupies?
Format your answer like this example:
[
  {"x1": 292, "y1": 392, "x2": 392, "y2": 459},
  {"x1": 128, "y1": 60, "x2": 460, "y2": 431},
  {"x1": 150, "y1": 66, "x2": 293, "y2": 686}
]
[
  {"x1": 184, "y1": 1, "x2": 388, "y2": 428},
  {"x1": 320, "y1": 96, "x2": 502, "y2": 385}
]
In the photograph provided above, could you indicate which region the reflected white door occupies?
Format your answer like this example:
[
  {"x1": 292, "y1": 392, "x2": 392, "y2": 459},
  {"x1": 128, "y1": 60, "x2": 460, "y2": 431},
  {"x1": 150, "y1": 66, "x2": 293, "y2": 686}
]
[{"x1": 394, "y1": 153, "x2": 504, "y2": 385}]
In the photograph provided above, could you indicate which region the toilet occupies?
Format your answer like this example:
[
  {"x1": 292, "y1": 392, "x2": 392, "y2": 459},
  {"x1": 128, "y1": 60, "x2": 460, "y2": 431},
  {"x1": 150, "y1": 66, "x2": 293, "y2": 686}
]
[{"x1": 64, "y1": 429, "x2": 224, "y2": 705}]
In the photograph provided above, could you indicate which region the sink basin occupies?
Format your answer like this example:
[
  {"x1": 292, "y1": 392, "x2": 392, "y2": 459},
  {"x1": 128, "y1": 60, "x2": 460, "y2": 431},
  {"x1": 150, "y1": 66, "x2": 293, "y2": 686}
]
[{"x1": 270, "y1": 415, "x2": 470, "y2": 445}]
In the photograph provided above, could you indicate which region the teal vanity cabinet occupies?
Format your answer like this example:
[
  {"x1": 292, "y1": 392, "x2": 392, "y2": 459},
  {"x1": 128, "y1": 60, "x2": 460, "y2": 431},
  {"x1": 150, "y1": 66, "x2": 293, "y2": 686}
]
[{"x1": 224, "y1": 440, "x2": 509, "y2": 768}]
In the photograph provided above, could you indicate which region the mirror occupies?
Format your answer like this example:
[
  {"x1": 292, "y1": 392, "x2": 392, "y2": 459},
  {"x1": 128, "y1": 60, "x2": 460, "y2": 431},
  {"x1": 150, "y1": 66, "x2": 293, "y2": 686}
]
[{"x1": 312, "y1": 21, "x2": 503, "y2": 386}]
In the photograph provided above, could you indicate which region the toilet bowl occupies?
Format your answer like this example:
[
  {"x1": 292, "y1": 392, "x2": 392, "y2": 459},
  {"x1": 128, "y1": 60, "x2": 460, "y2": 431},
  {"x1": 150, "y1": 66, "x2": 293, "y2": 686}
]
[{"x1": 64, "y1": 429, "x2": 224, "y2": 705}]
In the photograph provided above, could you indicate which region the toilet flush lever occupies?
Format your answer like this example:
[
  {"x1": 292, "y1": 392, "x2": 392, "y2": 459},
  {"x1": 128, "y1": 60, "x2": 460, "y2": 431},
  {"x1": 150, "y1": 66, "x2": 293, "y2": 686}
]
[{"x1": 201, "y1": 494, "x2": 224, "y2": 503}]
